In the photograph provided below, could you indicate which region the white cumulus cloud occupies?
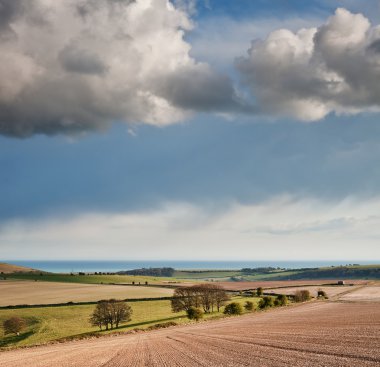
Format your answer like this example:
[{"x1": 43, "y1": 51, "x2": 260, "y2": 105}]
[
  {"x1": 236, "y1": 8, "x2": 380, "y2": 121},
  {"x1": 0, "y1": 0, "x2": 238, "y2": 137}
]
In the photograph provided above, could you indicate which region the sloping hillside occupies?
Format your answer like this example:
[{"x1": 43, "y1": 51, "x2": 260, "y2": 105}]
[{"x1": 0, "y1": 262, "x2": 40, "y2": 274}]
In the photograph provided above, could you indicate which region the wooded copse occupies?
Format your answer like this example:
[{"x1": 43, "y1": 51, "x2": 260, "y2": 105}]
[
  {"x1": 171, "y1": 284, "x2": 230, "y2": 313},
  {"x1": 117, "y1": 267, "x2": 175, "y2": 277},
  {"x1": 90, "y1": 299, "x2": 132, "y2": 330}
]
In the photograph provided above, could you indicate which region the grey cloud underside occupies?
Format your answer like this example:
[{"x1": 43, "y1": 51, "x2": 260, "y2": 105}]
[
  {"x1": 1, "y1": 115, "x2": 380, "y2": 221},
  {"x1": 0, "y1": 0, "x2": 22, "y2": 29},
  {"x1": 59, "y1": 46, "x2": 107, "y2": 75},
  {"x1": 0, "y1": 0, "x2": 241, "y2": 137}
]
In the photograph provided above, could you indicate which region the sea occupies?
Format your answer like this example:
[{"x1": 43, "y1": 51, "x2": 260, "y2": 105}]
[{"x1": 4, "y1": 260, "x2": 376, "y2": 273}]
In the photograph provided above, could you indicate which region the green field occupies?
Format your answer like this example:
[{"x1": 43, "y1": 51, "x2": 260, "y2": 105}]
[{"x1": 0, "y1": 297, "x2": 261, "y2": 349}]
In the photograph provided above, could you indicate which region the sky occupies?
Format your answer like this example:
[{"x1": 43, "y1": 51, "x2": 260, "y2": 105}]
[{"x1": 1, "y1": 0, "x2": 380, "y2": 261}]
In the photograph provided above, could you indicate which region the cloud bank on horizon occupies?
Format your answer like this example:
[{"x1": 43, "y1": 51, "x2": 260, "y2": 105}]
[{"x1": 1, "y1": 1, "x2": 380, "y2": 137}]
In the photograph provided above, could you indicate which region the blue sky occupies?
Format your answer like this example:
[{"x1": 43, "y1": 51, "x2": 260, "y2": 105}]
[{"x1": 1, "y1": 0, "x2": 380, "y2": 261}]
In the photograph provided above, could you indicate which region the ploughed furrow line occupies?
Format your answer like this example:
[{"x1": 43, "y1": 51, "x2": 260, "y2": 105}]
[
  {"x1": 177, "y1": 331, "x2": 380, "y2": 365},
  {"x1": 142, "y1": 334, "x2": 186, "y2": 367},
  {"x1": 166, "y1": 333, "x2": 295, "y2": 367},
  {"x1": 100, "y1": 335, "x2": 147, "y2": 367},
  {"x1": 179, "y1": 329, "x2": 377, "y2": 359},
  {"x1": 1, "y1": 343, "x2": 115, "y2": 367},
  {"x1": 165, "y1": 334, "x2": 228, "y2": 367}
]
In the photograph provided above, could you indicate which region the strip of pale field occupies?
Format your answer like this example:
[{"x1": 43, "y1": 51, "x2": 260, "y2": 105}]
[
  {"x1": 265, "y1": 285, "x2": 360, "y2": 297},
  {"x1": 0, "y1": 280, "x2": 173, "y2": 306},
  {"x1": 1, "y1": 287, "x2": 379, "y2": 367},
  {"x1": 339, "y1": 286, "x2": 380, "y2": 302},
  {"x1": 213, "y1": 279, "x2": 368, "y2": 291}
]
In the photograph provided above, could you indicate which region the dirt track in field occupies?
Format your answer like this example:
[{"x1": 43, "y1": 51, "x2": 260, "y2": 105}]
[{"x1": 1, "y1": 286, "x2": 379, "y2": 367}]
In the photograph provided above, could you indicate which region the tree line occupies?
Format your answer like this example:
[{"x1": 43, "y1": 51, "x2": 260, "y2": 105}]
[
  {"x1": 171, "y1": 284, "x2": 230, "y2": 313},
  {"x1": 117, "y1": 267, "x2": 175, "y2": 277}
]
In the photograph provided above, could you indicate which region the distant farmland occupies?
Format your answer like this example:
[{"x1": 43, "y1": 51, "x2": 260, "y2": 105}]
[{"x1": 0, "y1": 281, "x2": 174, "y2": 306}]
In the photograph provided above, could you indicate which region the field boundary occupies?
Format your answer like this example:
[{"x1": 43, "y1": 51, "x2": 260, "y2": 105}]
[{"x1": 0, "y1": 297, "x2": 174, "y2": 310}]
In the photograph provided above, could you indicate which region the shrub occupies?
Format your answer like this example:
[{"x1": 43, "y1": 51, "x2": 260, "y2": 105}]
[
  {"x1": 317, "y1": 290, "x2": 327, "y2": 298},
  {"x1": 274, "y1": 294, "x2": 288, "y2": 306},
  {"x1": 256, "y1": 287, "x2": 263, "y2": 296},
  {"x1": 224, "y1": 302, "x2": 243, "y2": 315},
  {"x1": 294, "y1": 290, "x2": 311, "y2": 303},
  {"x1": 147, "y1": 322, "x2": 177, "y2": 330},
  {"x1": 244, "y1": 301, "x2": 254, "y2": 311},
  {"x1": 3, "y1": 317, "x2": 26, "y2": 336},
  {"x1": 258, "y1": 296, "x2": 274, "y2": 309},
  {"x1": 186, "y1": 307, "x2": 203, "y2": 321}
]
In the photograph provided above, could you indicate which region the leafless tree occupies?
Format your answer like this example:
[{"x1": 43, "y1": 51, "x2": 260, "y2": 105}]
[
  {"x1": 90, "y1": 299, "x2": 132, "y2": 330},
  {"x1": 171, "y1": 284, "x2": 229, "y2": 313}
]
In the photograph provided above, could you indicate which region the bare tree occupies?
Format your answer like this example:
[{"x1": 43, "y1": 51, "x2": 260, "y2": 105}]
[
  {"x1": 171, "y1": 284, "x2": 229, "y2": 314},
  {"x1": 109, "y1": 299, "x2": 132, "y2": 328},
  {"x1": 171, "y1": 287, "x2": 199, "y2": 312},
  {"x1": 90, "y1": 299, "x2": 132, "y2": 330}
]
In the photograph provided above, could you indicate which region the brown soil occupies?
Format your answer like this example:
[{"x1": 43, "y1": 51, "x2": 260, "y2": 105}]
[
  {"x1": 215, "y1": 279, "x2": 368, "y2": 291},
  {"x1": 1, "y1": 286, "x2": 379, "y2": 366},
  {"x1": 0, "y1": 280, "x2": 174, "y2": 306},
  {"x1": 0, "y1": 263, "x2": 39, "y2": 274}
]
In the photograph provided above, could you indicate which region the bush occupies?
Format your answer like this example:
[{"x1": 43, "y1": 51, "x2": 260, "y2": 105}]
[
  {"x1": 186, "y1": 307, "x2": 203, "y2": 321},
  {"x1": 258, "y1": 296, "x2": 274, "y2": 309},
  {"x1": 224, "y1": 302, "x2": 243, "y2": 315},
  {"x1": 244, "y1": 301, "x2": 254, "y2": 311},
  {"x1": 3, "y1": 317, "x2": 26, "y2": 336},
  {"x1": 294, "y1": 290, "x2": 311, "y2": 302},
  {"x1": 256, "y1": 287, "x2": 263, "y2": 296},
  {"x1": 317, "y1": 290, "x2": 327, "y2": 298},
  {"x1": 147, "y1": 322, "x2": 177, "y2": 330},
  {"x1": 274, "y1": 294, "x2": 288, "y2": 306}
]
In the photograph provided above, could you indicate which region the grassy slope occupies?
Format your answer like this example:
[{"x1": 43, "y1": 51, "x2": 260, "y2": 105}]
[
  {"x1": 265, "y1": 265, "x2": 380, "y2": 280},
  {"x1": 0, "y1": 296, "x2": 260, "y2": 348}
]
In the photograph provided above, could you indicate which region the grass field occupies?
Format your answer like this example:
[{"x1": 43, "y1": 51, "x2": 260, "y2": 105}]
[
  {"x1": 0, "y1": 296, "x2": 260, "y2": 348},
  {"x1": 0, "y1": 280, "x2": 174, "y2": 306}
]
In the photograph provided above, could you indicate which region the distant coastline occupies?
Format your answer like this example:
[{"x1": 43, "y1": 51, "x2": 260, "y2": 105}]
[{"x1": 4, "y1": 260, "x2": 377, "y2": 273}]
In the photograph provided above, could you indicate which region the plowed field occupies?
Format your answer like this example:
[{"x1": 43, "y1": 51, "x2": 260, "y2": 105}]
[
  {"x1": 215, "y1": 280, "x2": 368, "y2": 291},
  {"x1": 265, "y1": 285, "x2": 360, "y2": 298},
  {"x1": 0, "y1": 281, "x2": 173, "y2": 306},
  {"x1": 1, "y1": 286, "x2": 379, "y2": 367}
]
